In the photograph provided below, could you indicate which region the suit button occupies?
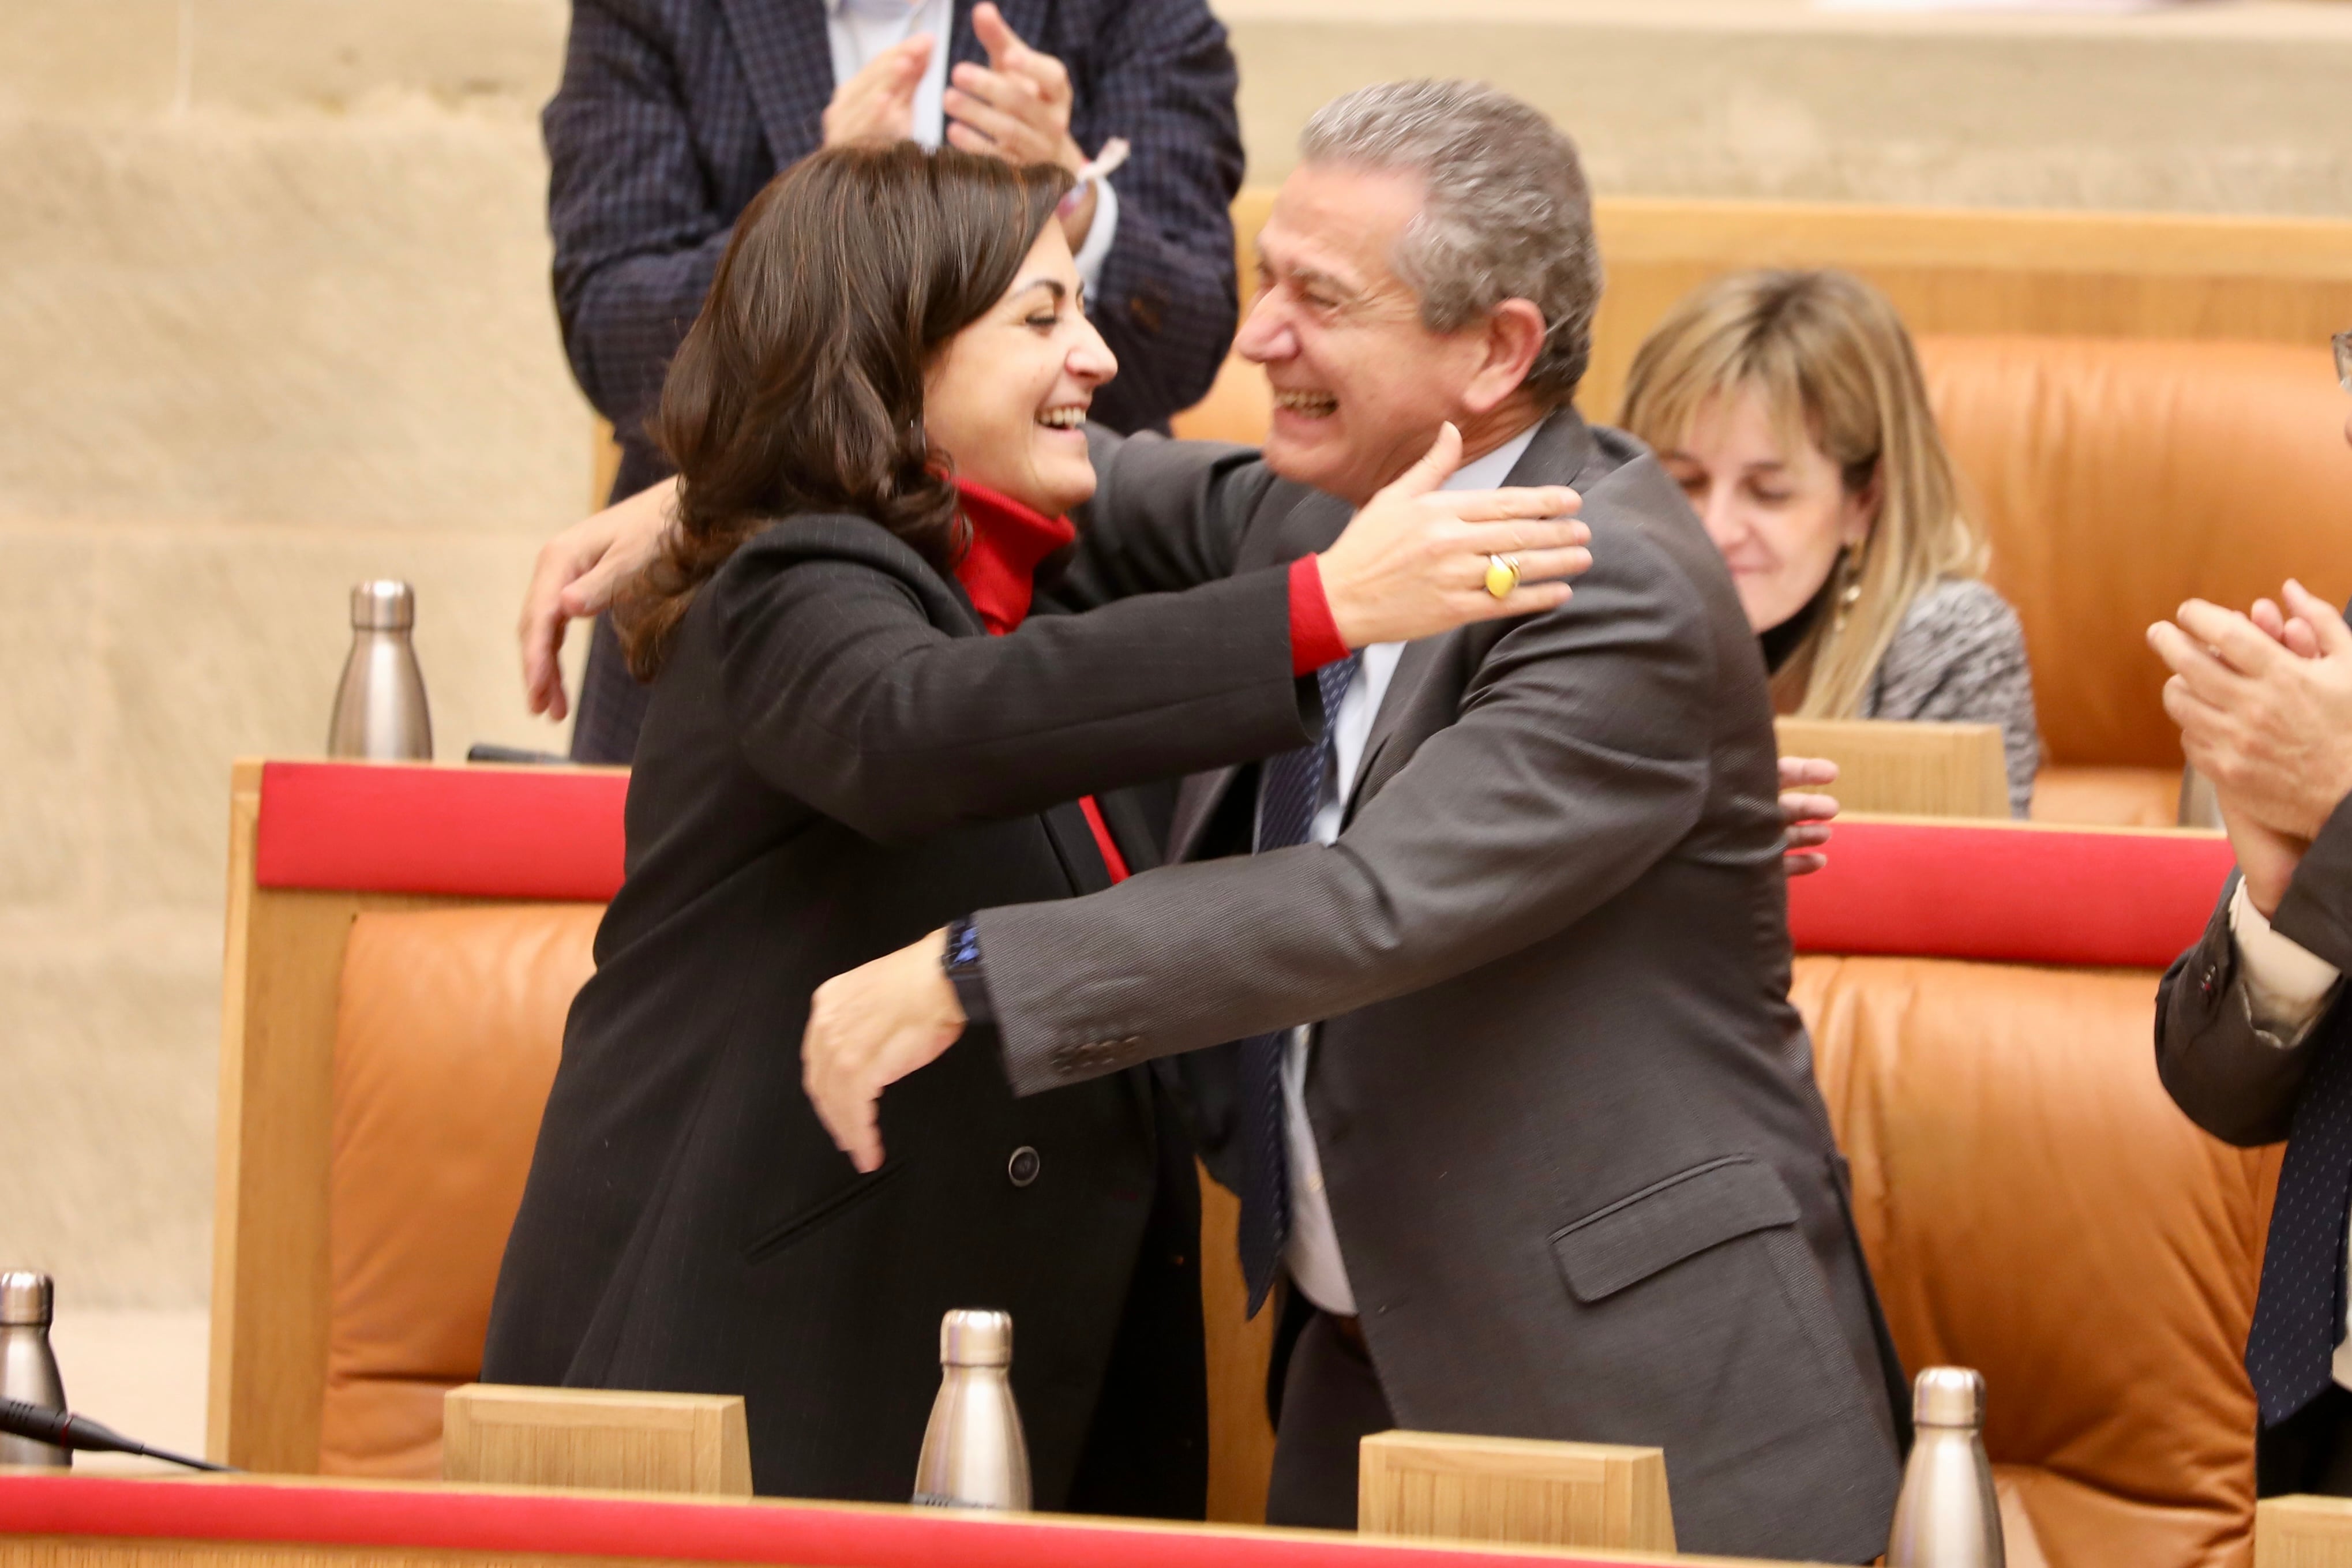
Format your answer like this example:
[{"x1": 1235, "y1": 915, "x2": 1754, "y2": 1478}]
[{"x1": 1007, "y1": 1146, "x2": 1041, "y2": 1187}]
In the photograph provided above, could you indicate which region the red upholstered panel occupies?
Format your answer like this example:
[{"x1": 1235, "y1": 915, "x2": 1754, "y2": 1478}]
[
  {"x1": 257, "y1": 763, "x2": 2237, "y2": 971},
  {"x1": 256, "y1": 761, "x2": 627, "y2": 901},
  {"x1": 1790, "y1": 819, "x2": 2233, "y2": 969},
  {"x1": 0, "y1": 1474, "x2": 1670, "y2": 1568}
]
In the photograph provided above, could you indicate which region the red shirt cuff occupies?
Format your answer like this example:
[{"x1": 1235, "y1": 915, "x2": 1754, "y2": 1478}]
[{"x1": 1288, "y1": 555, "x2": 1349, "y2": 675}]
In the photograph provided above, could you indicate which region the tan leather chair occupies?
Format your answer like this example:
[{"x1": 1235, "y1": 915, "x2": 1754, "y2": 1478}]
[
  {"x1": 320, "y1": 905, "x2": 595, "y2": 1476},
  {"x1": 1800, "y1": 954, "x2": 2276, "y2": 1568},
  {"x1": 1918, "y1": 336, "x2": 2352, "y2": 825}
]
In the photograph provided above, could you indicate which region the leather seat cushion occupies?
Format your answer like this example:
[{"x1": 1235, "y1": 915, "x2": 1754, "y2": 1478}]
[
  {"x1": 318, "y1": 903, "x2": 598, "y2": 1476},
  {"x1": 1919, "y1": 337, "x2": 2352, "y2": 771},
  {"x1": 1795, "y1": 953, "x2": 2280, "y2": 1568}
]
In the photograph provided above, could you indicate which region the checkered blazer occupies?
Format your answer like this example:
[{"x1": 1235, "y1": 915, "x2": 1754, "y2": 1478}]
[{"x1": 549, "y1": 0, "x2": 1244, "y2": 761}]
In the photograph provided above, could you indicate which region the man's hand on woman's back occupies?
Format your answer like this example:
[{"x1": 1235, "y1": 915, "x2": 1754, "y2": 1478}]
[{"x1": 519, "y1": 478, "x2": 678, "y2": 722}]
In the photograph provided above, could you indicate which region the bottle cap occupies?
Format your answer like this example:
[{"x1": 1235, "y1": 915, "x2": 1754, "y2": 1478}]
[
  {"x1": 940, "y1": 1309, "x2": 1012, "y2": 1368},
  {"x1": 350, "y1": 580, "x2": 417, "y2": 632},
  {"x1": 0, "y1": 1273, "x2": 54, "y2": 1327},
  {"x1": 1912, "y1": 1366, "x2": 1986, "y2": 1428}
]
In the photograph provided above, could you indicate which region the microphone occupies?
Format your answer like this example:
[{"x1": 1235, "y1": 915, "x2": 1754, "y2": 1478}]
[{"x1": 0, "y1": 1398, "x2": 234, "y2": 1472}]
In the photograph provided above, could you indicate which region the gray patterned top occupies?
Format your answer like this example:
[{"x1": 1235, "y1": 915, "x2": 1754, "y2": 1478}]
[{"x1": 1857, "y1": 577, "x2": 2041, "y2": 817}]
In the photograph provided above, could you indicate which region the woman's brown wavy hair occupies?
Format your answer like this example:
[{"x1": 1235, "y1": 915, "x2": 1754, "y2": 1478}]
[{"x1": 616, "y1": 142, "x2": 1071, "y2": 678}]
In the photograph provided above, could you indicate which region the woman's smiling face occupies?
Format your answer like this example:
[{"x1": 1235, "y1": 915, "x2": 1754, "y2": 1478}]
[{"x1": 923, "y1": 223, "x2": 1118, "y2": 516}]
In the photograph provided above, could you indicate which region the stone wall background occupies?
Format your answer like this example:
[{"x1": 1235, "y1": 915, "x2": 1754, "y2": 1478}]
[
  {"x1": 6, "y1": 0, "x2": 2352, "y2": 1320},
  {"x1": 0, "y1": 0, "x2": 587, "y2": 1310}
]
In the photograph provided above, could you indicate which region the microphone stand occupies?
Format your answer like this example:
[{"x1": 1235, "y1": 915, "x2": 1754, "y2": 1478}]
[{"x1": 0, "y1": 1398, "x2": 235, "y2": 1472}]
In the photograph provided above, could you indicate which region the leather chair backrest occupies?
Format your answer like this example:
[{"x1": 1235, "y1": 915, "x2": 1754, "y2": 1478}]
[
  {"x1": 1916, "y1": 336, "x2": 2352, "y2": 770},
  {"x1": 1796, "y1": 952, "x2": 2279, "y2": 1568},
  {"x1": 319, "y1": 904, "x2": 597, "y2": 1476}
]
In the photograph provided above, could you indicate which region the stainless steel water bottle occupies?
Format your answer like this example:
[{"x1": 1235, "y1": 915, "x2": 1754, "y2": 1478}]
[
  {"x1": 327, "y1": 580, "x2": 432, "y2": 760},
  {"x1": 0, "y1": 1273, "x2": 70, "y2": 1468},
  {"x1": 911, "y1": 1310, "x2": 1030, "y2": 1510},
  {"x1": 1887, "y1": 1366, "x2": 2004, "y2": 1568}
]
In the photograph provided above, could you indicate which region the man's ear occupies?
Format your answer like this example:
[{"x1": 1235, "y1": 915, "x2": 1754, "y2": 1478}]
[{"x1": 1459, "y1": 298, "x2": 1547, "y2": 415}]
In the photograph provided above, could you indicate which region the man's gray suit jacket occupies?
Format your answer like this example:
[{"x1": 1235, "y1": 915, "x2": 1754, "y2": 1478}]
[{"x1": 977, "y1": 408, "x2": 1907, "y2": 1563}]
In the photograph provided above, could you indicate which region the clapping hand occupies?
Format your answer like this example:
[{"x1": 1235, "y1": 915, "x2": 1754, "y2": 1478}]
[
  {"x1": 2150, "y1": 579, "x2": 2352, "y2": 915},
  {"x1": 946, "y1": 5, "x2": 1098, "y2": 247},
  {"x1": 822, "y1": 34, "x2": 933, "y2": 148}
]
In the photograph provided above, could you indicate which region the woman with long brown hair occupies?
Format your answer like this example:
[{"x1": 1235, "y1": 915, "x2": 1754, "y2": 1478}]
[
  {"x1": 482, "y1": 142, "x2": 1584, "y2": 1514},
  {"x1": 1620, "y1": 268, "x2": 2040, "y2": 815}
]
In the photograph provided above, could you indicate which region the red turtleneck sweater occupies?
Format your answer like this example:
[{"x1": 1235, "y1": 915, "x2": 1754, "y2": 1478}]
[{"x1": 951, "y1": 477, "x2": 1348, "y2": 882}]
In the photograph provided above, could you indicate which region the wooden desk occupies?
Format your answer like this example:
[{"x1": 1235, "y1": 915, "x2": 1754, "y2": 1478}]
[{"x1": 1776, "y1": 718, "x2": 2010, "y2": 820}]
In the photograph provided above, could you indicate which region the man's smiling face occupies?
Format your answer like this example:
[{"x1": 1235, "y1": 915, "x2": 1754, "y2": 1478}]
[{"x1": 1236, "y1": 161, "x2": 1499, "y2": 506}]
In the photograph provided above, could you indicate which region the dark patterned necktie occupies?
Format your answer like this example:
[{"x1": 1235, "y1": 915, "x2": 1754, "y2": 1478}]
[
  {"x1": 1233, "y1": 654, "x2": 1362, "y2": 1315},
  {"x1": 2248, "y1": 1014, "x2": 2352, "y2": 1426}
]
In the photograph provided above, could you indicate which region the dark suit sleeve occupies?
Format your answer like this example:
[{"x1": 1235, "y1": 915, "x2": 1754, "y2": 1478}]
[
  {"x1": 543, "y1": 0, "x2": 733, "y2": 453},
  {"x1": 1045, "y1": 427, "x2": 1281, "y2": 612},
  {"x1": 976, "y1": 475, "x2": 1720, "y2": 1091},
  {"x1": 1068, "y1": 0, "x2": 1244, "y2": 433},
  {"x1": 2154, "y1": 876, "x2": 2325, "y2": 1146},
  {"x1": 710, "y1": 542, "x2": 1312, "y2": 843}
]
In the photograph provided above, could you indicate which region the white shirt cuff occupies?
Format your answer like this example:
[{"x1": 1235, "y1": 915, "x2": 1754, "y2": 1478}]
[
  {"x1": 2230, "y1": 877, "x2": 2344, "y2": 1039},
  {"x1": 1072, "y1": 176, "x2": 1119, "y2": 301}
]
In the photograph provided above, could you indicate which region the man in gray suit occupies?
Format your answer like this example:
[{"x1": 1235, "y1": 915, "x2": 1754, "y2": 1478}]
[{"x1": 802, "y1": 80, "x2": 1905, "y2": 1563}]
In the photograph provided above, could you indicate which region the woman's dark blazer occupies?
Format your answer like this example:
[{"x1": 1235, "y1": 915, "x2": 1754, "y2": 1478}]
[{"x1": 481, "y1": 511, "x2": 1314, "y2": 1509}]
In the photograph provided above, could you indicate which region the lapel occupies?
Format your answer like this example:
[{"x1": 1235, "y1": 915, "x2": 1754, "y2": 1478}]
[
  {"x1": 1344, "y1": 410, "x2": 1601, "y2": 815},
  {"x1": 1166, "y1": 485, "x2": 1356, "y2": 863},
  {"x1": 716, "y1": 0, "x2": 836, "y2": 167}
]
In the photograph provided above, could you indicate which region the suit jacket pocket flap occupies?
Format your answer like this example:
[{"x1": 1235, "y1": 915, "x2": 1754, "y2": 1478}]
[{"x1": 1550, "y1": 1157, "x2": 1801, "y2": 1303}]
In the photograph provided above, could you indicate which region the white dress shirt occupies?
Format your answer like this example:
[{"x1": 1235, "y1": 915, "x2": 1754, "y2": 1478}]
[
  {"x1": 1270, "y1": 425, "x2": 1542, "y2": 1316},
  {"x1": 824, "y1": 0, "x2": 1120, "y2": 293},
  {"x1": 2231, "y1": 878, "x2": 2352, "y2": 1384}
]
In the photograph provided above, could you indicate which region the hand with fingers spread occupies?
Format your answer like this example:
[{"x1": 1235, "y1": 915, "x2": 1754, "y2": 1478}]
[
  {"x1": 822, "y1": 34, "x2": 935, "y2": 149},
  {"x1": 1315, "y1": 423, "x2": 1588, "y2": 647},
  {"x1": 518, "y1": 476, "x2": 678, "y2": 721},
  {"x1": 946, "y1": 5, "x2": 1097, "y2": 246},
  {"x1": 2149, "y1": 579, "x2": 2352, "y2": 842},
  {"x1": 804, "y1": 931, "x2": 966, "y2": 1173},
  {"x1": 1777, "y1": 755, "x2": 1839, "y2": 877}
]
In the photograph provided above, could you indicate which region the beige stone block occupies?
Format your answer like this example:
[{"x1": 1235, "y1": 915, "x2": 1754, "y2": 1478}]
[
  {"x1": 99, "y1": 524, "x2": 569, "y2": 913},
  {"x1": 189, "y1": 0, "x2": 567, "y2": 117},
  {"x1": 0, "y1": 928, "x2": 219, "y2": 1306},
  {"x1": 0, "y1": 528, "x2": 103, "y2": 909},
  {"x1": 0, "y1": 0, "x2": 181, "y2": 119},
  {"x1": 0, "y1": 113, "x2": 590, "y2": 535},
  {"x1": 1225, "y1": 2, "x2": 2352, "y2": 215}
]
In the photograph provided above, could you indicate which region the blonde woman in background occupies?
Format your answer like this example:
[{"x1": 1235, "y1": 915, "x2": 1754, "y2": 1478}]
[{"x1": 1620, "y1": 268, "x2": 2039, "y2": 816}]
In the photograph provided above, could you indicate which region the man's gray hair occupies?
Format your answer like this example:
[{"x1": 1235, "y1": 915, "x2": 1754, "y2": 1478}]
[{"x1": 1300, "y1": 80, "x2": 1603, "y2": 407}]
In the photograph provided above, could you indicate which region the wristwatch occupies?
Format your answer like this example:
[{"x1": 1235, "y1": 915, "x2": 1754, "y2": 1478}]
[{"x1": 940, "y1": 917, "x2": 995, "y2": 1026}]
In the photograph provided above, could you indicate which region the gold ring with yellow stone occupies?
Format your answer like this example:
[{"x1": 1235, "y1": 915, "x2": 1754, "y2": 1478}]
[{"x1": 1484, "y1": 553, "x2": 1521, "y2": 599}]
